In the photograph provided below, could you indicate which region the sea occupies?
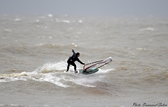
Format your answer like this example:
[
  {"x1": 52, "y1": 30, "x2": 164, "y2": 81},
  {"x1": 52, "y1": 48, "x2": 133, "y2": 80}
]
[{"x1": 0, "y1": 14, "x2": 168, "y2": 107}]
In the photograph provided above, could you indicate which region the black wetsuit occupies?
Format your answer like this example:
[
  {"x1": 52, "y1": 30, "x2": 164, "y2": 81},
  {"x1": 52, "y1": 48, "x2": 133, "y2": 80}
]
[{"x1": 66, "y1": 50, "x2": 84, "y2": 72}]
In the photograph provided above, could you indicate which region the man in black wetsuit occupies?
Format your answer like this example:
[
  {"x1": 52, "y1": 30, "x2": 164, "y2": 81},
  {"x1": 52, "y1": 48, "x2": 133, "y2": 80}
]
[{"x1": 66, "y1": 49, "x2": 85, "y2": 73}]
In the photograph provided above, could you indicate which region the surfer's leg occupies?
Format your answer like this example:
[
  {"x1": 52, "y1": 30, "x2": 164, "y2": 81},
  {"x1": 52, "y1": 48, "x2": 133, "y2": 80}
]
[
  {"x1": 66, "y1": 64, "x2": 70, "y2": 72},
  {"x1": 71, "y1": 63, "x2": 77, "y2": 73}
]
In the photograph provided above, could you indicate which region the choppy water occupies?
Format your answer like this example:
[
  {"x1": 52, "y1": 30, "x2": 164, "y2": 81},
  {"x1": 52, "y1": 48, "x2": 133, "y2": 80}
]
[{"x1": 0, "y1": 14, "x2": 168, "y2": 107}]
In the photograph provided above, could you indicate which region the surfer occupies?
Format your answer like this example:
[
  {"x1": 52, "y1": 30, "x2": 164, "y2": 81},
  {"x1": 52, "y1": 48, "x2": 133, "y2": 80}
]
[{"x1": 66, "y1": 49, "x2": 85, "y2": 73}]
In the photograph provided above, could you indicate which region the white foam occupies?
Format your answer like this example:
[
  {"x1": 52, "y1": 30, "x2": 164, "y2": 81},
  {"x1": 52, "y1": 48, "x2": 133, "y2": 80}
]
[
  {"x1": 0, "y1": 60, "x2": 112, "y2": 88},
  {"x1": 37, "y1": 73, "x2": 69, "y2": 88},
  {"x1": 78, "y1": 20, "x2": 83, "y2": 23},
  {"x1": 14, "y1": 18, "x2": 21, "y2": 21},
  {"x1": 47, "y1": 14, "x2": 53, "y2": 17},
  {"x1": 3, "y1": 29, "x2": 12, "y2": 32},
  {"x1": 140, "y1": 27, "x2": 154, "y2": 31},
  {"x1": 0, "y1": 70, "x2": 105, "y2": 88},
  {"x1": 62, "y1": 20, "x2": 70, "y2": 23},
  {"x1": 68, "y1": 77, "x2": 96, "y2": 87},
  {"x1": 0, "y1": 71, "x2": 69, "y2": 88},
  {"x1": 36, "y1": 61, "x2": 67, "y2": 73},
  {"x1": 97, "y1": 68, "x2": 114, "y2": 74},
  {"x1": 0, "y1": 72, "x2": 29, "y2": 82}
]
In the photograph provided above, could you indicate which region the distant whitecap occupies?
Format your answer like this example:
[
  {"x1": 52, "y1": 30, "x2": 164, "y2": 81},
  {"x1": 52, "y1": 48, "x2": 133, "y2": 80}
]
[
  {"x1": 71, "y1": 43, "x2": 77, "y2": 47},
  {"x1": 14, "y1": 18, "x2": 21, "y2": 21},
  {"x1": 3, "y1": 29, "x2": 12, "y2": 32},
  {"x1": 36, "y1": 19, "x2": 40, "y2": 22},
  {"x1": 48, "y1": 14, "x2": 53, "y2": 17},
  {"x1": 62, "y1": 20, "x2": 70, "y2": 23},
  {"x1": 140, "y1": 27, "x2": 154, "y2": 31},
  {"x1": 78, "y1": 20, "x2": 83, "y2": 23}
]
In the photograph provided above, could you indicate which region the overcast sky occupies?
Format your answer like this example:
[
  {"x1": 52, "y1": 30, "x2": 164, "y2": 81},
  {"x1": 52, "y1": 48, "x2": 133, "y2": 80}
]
[{"x1": 0, "y1": 0, "x2": 168, "y2": 16}]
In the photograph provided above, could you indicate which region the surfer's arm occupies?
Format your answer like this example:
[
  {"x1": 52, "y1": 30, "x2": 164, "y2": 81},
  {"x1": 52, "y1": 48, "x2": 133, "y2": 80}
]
[
  {"x1": 77, "y1": 58, "x2": 85, "y2": 65},
  {"x1": 72, "y1": 49, "x2": 75, "y2": 54}
]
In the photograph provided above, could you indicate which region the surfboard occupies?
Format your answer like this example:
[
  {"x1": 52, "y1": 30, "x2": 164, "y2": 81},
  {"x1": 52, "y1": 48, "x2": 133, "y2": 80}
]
[
  {"x1": 78, "y1": 68, "x2": 99, "y2": 74},
  {"x1": 78, "y1": 57, "x2": 112, "y2": 75}
]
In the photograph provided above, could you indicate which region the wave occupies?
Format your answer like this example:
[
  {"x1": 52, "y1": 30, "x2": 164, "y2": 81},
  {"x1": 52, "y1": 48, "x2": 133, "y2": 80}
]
[
  {"x1": 0, "y1": 61, "x2": 112, "y2": 88},
  {"x1": 35, "y1": 43, "x2": 78, "y2": 49},
  {"x1": 140, "y1": 27, "x2": 155, "y2": 31},
  {"x1": 35, "y1": 61, "x2": 67, "y2": 73}
]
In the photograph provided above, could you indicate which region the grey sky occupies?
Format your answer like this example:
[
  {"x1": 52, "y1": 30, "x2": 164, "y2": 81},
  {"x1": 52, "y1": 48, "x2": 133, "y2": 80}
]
[{"x1": 0, "y1": 0, "x2": 168, "y2": 16}]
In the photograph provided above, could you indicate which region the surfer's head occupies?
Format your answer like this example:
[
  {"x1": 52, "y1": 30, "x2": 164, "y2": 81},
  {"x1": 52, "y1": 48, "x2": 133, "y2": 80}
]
[{"x1": 76, "y1": 52, "x2": 80, "y2": 57}]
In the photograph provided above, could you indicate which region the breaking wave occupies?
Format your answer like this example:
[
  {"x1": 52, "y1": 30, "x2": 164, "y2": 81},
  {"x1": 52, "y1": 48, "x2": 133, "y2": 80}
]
[{"x1": 0, "y1": 61, "x2": 113, "y2": 88}]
